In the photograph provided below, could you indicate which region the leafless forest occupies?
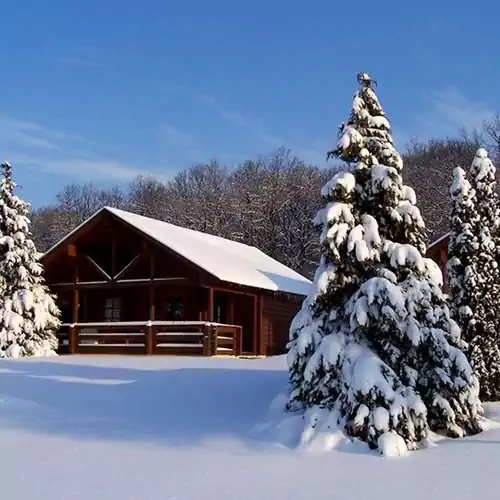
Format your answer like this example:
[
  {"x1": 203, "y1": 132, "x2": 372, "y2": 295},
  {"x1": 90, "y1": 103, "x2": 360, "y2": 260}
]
[{"x1": 30, "y1": 118, "x2": 500, "y2": 279}]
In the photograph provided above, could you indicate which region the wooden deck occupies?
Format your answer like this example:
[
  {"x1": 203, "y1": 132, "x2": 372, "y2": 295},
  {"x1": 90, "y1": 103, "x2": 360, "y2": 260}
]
[{"x1": 58, "y1": 321, "x2": 243, "y2": 356}]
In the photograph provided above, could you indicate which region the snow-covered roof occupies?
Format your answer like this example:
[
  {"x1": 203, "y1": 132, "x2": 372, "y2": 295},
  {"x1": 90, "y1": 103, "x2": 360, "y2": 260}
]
[{"x1": 44, "y1": 206, "x2": 311, "y2": 296}]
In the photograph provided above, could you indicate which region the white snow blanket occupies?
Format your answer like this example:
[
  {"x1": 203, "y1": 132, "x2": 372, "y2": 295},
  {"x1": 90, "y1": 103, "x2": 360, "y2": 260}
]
[{"x1": 0, "y1": 355, "x2": 499, "y2": 500}]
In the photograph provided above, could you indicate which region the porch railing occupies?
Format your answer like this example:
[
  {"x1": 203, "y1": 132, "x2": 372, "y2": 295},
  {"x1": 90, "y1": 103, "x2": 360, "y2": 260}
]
[{"x1": 58, "y1": 321, "x2": 243, "y2": 356}]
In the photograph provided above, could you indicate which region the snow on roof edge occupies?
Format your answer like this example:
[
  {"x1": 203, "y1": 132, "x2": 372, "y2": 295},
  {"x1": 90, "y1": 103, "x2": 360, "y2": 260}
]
[{"x1": 427, "y1": 231, "x2": 450, "y2": 251}]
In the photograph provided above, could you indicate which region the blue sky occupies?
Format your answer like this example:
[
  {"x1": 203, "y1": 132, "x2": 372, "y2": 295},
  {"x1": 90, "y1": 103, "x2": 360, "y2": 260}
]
[{"x1": 1, "y1": 0, "x2": 499, "y2": 208}]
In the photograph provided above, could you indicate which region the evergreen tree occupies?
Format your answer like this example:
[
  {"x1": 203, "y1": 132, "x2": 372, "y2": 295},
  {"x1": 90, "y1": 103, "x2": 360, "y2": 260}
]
[
  {"x1": 287, "y1": 74, "x2": 482, "y2": 455},
  {"x1": 448, "y1": 150, "x2": 500, "y2": 401},
  {"x1": 447, "y1": 167, "x2": 478, "y2": 334},
  {"x1": 0, "y1": 162, "x2": 60, "y2": 357}
]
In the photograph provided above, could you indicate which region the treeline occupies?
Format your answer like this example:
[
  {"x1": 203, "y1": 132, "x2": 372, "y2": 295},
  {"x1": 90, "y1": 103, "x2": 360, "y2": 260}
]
[{"x1": 31, "y1": 118, "x2": 500, "y2": 278}]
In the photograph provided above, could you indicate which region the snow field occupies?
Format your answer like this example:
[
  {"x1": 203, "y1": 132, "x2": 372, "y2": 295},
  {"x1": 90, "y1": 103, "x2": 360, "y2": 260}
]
[{"x1": 1, "y1": 355, "x2": 500, "y2": 500}]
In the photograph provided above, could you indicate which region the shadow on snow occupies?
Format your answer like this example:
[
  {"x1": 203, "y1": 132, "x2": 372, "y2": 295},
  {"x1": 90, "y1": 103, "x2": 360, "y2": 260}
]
[{"x1": 0, "y1": 357, "x2": 288, "y2": 450}]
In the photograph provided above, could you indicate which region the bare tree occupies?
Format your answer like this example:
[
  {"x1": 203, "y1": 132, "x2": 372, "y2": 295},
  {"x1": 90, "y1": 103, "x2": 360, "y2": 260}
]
[
  {"x1": 56, "y1": 182, "x2": 127, "y2": 220},
  {"x1": 166, "y1": 160, "x2": 232, "y2": 236},
  {"x1": 31, "y1": 183, "x2": 127, "y2": 252},
  {"x1": 483, "y1": 115, "x2": 500, "y2": 162},
  {"x1": 227, "y1": 148, "x2": 335, "y2": 277},
  {"x1": 403, "y1": 137, "x2": 481, "y2": 240},
  {"x1": 35, "y1": 138, "x2": 493, "y2": 278},
  {"x1": 30, "y1": 206, "x2": 67, "y2": 252},
  {"x1": 128, "y1": 175, "x2": 171, "y2": 221}
]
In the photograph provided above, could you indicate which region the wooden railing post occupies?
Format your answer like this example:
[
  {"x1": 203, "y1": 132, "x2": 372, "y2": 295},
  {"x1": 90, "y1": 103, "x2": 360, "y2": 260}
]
[
  {"x1": 69, "y1": 324, "x2": 77, "y2": 354},
  {"x1": 234, "y1": 326, "x2": 242, "y2": 357},
  {"x1": 145, "y1": 321, "x2": 154, "y2": 355},
  {"x1": 210, "y1": 325, "x2": 217, "y2": 355},
  {"x1": 203, "y1": 323, "x2": 212, "y2": 356}
]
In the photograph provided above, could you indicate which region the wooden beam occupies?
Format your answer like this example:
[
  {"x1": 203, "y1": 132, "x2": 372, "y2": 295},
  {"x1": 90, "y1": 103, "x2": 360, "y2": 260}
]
[
  {"x1": 113, "y1": 252, "x2": 143, "y2": 280},
  {"x1": 116, "y1": 278, "x2": 185, "y2": 285},
  {"x1": 85, "y1": 254, "x2": 112, "y2": 281},
  {"x1": 204, "y1": 285, "x2": 258, "y2": 298},
  {"x1": 53, "y1": 281, "x2": 108, "y2": 288},
  {"x1": 50, "y1": 277, "x2": 189, "y2": 289}
]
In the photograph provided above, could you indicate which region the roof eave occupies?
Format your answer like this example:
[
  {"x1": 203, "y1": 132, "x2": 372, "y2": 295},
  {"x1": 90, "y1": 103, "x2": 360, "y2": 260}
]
[{"x1": 427, "y1": 231, "x2": 450, "y2": 251}]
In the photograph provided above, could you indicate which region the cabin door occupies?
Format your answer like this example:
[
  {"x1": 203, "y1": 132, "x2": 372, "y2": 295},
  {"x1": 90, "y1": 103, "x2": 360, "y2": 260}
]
[{"x1": 232, "y1": 295, "x2": 255, "y2": 354}]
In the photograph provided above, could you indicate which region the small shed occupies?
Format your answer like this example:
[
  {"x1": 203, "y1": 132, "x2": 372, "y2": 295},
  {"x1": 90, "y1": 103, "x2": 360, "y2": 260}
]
[{"x1": 42, "y1": 207, "x2": 311, "y2": 357}]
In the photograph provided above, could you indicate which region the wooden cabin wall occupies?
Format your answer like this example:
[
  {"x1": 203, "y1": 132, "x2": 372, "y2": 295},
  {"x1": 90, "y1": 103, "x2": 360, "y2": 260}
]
[
  {"x1": 77, "y1": 288, "x2": 147, "y2": 322},
  {"x1": 261, "y1": 294, "x2": 302, "y2": 355}
]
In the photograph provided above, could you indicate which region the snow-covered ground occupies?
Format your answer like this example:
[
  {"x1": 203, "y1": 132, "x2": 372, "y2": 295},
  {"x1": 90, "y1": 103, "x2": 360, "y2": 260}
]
[{"x1": 1, "y1": 355, "x2": 500, "y2": 500}]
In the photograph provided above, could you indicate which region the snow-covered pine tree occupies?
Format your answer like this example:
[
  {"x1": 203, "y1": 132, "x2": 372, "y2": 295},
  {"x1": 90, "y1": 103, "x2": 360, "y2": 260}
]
[
  {"x1": 287, "y1": 73, "x2": 482, "y2": 455},
  {"x1": 0, "y1": 162, "x2": 60, "y2": 358},
  {"x1": 447, "y1": 167, "x2": 479, "y2": 336},
  {"x1": 451, "y1": 149, "x2": 500, "y2": 401}
]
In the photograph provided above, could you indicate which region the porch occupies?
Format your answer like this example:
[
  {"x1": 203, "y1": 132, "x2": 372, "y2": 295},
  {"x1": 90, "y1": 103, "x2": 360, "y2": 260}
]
[
  {"x1": 54, "y1": 274, "x2": 262, "y2": 354},
  {"x1": 58, "y1": 321, "x2": 243, "y2": 356}
]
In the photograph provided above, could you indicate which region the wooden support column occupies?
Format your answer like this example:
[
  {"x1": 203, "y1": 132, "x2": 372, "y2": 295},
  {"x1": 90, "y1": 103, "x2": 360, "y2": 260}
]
[
  {"x1": 111, "y1": 229, "x2": 117, "y2": 278},
  {"x1": 258, "y1": 294, "x2": 264, "y2": 356},
  {"x1": 207, "y1": 287, "x2": 214, "y2": 322},
  {"x1": 70, "y1": 261, "x2": 79, "y2": 354},
  {"x1": 234, "y1": 326, "x2": 243, "y2": 357},
  {"x1": 227, "y1": 294, "x2": 235, "y2": 325},
  {"x1": 149, "y1": 250, "x2": 156, "y2": 319},
  {"x1": 252, "y1": 294, "x2": 259, "y2": 356},
  {"x1": 146, "y1": 250, "x2": 156, "y2": 354}
]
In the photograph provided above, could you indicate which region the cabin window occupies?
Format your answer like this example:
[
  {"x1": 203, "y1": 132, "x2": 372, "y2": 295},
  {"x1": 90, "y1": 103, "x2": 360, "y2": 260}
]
[
  {"x1": 165, "y1": 297, "x2": 183, "y2": 321},
  {"x1": 104, "y1": 297, "x2": 121, "y2": 322},
  {"x1": 154, "y1": 295, "x2": 184, "y2": 321}
]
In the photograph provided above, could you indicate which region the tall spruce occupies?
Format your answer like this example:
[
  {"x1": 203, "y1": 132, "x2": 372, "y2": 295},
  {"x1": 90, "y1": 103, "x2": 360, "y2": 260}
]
[
  {"x1": 286, "y1": 74, "x2": 482, "y2": 455},
  {"x1": 447, "y1": 167, "x2": 478, "y2": 332},
  {"x1": 448, "y1": 149, "x2": 500, "y2": 401},
  {"x1": 0, "y1": 162, "x2": 60, "y2": 357}
]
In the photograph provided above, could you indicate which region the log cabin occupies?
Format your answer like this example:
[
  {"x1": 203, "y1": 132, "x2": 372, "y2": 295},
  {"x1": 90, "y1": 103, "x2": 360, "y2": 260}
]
[{"x1": 42, "y1": 207, "x2": 311, "y2": 357}]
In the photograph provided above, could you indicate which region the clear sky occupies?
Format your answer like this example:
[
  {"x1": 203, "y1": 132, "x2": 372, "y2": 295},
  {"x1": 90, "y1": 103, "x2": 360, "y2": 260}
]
[{"x1": 1, "y1": 0, "x2": 499, "y2": 207}]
